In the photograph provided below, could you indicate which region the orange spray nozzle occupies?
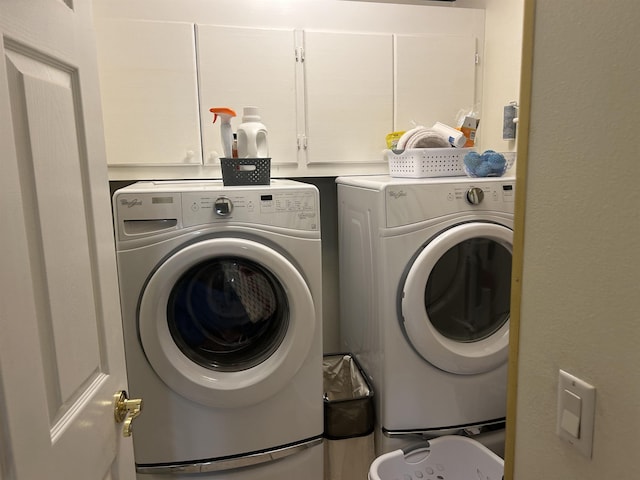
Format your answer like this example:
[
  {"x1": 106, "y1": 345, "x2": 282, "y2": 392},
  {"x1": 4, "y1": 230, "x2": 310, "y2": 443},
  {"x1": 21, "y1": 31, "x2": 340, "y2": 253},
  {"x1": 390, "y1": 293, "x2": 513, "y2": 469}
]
[{"x1": 210, "y1": 107, "x2": 237, "y2": 124}]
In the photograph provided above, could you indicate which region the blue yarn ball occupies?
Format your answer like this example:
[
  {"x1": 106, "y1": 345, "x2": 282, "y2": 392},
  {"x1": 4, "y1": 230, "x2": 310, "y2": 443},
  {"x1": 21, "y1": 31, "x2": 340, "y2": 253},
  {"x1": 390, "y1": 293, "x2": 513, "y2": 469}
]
[
  {"x1": 487, "y1": 152, "x2": 506, "y2": 167},
  {"x1": 479, "y1": 151, "x2": 506, "y2": 176},
  {"x1": 486, "y1": 152, "x2": 505, "y2": 163},
  {"x1": 463, "y1": 151, "x2": 482, "y2": 174},
  {"x1": 475, "y1": 162, "x2": 492, "y2": 177}
]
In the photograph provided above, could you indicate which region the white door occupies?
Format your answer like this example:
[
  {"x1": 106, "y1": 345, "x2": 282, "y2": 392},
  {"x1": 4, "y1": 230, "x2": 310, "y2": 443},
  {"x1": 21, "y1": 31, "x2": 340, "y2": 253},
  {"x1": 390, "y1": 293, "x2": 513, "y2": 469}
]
[
  {"x1": 0, "y1": 1, "x2": 136, "y2": 479},
  {"x1": 304, "y1": 30, "x2": 393, "y2": 166},
  {"x1": 95, "y1": 19, "x2": 201, "y2": 167},
  {"x1": 395, "y1": 34, "x2": 477, "y2": 130},
  {"x1": 196, "y1": 25, "x2": 299, "y2": 167}
]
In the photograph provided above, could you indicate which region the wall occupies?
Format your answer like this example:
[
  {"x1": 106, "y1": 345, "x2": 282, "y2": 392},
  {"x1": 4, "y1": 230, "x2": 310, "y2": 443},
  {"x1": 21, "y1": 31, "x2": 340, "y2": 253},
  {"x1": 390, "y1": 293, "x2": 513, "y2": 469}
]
[
  {"x1": 513, "y1": 1, "x2": 640, "y2": 478},
  {"x1": 478, "y1": 0, "x2": 523, "y2": 154},
  {"x1": 92, "y1": 0, "x2": 485, "y2": 37}
]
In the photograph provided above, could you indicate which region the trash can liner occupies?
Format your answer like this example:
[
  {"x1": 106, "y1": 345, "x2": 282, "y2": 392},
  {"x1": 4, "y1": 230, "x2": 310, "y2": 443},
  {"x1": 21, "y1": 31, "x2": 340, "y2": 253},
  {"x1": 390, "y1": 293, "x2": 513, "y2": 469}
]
[
  {"x1": 323, "y1": 354, "x2": 371, "y2": 401},
  {"x1": 323, "y1": 354, "x2": 374, "y2": 440}
]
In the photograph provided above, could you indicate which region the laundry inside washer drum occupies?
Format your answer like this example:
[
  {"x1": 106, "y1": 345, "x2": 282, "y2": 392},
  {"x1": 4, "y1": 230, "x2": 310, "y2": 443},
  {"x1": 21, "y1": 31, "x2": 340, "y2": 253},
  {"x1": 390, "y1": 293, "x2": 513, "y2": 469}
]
[{"x1": 167, "y1": 257, "x2": 290, "y2": 372}]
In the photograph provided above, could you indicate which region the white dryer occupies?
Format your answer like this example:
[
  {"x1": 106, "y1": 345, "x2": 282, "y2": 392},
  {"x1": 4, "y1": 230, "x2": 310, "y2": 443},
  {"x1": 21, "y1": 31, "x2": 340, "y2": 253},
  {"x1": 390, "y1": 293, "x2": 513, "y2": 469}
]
[
  {"x1": 112, "y1": 180, "x2": 323, "y2": 479},
  {"x1": 337, "y1": 175, "x2": 515, "y2": 456}
]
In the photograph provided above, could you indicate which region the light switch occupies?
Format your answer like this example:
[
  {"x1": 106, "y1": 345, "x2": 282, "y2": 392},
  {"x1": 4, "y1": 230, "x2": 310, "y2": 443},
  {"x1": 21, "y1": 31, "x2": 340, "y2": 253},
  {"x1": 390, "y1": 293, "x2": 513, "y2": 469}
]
[
  {"x1": 560, "y1": 389, "x2": 581, "y2": 437},
  {"x1": 556, "y1": 370, "x2": 596, "y2": 458}
]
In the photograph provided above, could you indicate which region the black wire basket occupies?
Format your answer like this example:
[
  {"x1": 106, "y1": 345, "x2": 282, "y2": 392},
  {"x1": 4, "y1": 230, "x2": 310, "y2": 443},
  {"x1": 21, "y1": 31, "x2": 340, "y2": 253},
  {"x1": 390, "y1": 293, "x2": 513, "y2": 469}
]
[{"x1": 220, "y1": 158, "x2": 271, "y2": 186}]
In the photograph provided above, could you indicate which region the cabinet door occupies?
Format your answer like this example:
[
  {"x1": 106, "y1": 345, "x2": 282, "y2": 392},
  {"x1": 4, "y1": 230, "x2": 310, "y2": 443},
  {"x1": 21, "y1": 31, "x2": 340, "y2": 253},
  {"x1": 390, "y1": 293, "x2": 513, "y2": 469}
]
[
  {"x1": 304, "y1": 31, "x2": 393, "y2": 166},
  {"x1": 197, "y1": 25, "x2": 299, "y2": 167},
  {"x1": 95, "y1": 19, "x2": 201, "y2": 166},
  {"x1": 395, "y1": 34, "x2": 476, "y2": 131}
]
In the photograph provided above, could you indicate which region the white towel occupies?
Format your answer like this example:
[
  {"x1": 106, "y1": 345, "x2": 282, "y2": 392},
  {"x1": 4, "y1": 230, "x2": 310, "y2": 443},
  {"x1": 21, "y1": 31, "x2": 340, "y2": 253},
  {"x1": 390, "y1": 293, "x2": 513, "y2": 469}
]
[{"x1": 396, "y1": 126, "x2": 450, "y2": 150}]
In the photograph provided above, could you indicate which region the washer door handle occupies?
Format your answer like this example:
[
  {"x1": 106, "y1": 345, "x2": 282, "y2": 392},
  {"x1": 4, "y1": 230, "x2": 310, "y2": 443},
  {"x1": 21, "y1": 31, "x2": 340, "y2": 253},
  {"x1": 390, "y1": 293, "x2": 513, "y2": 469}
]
[{"x1": 114, "y1": 390, "x2": 143, "y2": 437}]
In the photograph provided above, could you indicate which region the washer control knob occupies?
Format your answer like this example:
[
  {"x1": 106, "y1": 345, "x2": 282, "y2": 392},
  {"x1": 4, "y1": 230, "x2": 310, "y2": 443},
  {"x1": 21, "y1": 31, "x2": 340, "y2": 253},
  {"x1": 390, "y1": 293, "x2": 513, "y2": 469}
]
[
  {"x1": 214, "y1": 197, "x2": 233, "y2": 216},
  {"x1": 466, "y1": 187, "x2": 485, "y2": 205}
]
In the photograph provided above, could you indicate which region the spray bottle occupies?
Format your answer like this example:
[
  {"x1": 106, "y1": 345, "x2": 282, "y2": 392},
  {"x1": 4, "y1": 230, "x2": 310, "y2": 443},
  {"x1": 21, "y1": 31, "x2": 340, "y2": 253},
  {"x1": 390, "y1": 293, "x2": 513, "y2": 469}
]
[{"x1": 209, "y1": 107, "x2": 237, "y2": 158}]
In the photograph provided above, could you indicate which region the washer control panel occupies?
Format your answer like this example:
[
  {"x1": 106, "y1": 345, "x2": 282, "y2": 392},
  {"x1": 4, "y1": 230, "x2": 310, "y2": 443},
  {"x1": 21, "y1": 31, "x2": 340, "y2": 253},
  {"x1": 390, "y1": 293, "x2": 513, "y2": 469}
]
[
  {"x1": 113, "y1": 181, "x2": 320, "y2": 242},
  {"x1": 181, "y1": 190, "x2": 317, "y2": 230}
]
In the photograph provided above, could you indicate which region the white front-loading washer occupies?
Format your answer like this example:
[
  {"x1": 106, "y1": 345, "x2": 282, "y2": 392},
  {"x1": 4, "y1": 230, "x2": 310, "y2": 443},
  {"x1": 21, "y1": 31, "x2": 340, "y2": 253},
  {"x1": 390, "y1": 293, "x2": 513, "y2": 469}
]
[
  {"x1": 112, "y1": 180, "x2": 323, "y2": 479},
  {"x1": 336, "y1": 175, "x2": 515, "y2": 457}
]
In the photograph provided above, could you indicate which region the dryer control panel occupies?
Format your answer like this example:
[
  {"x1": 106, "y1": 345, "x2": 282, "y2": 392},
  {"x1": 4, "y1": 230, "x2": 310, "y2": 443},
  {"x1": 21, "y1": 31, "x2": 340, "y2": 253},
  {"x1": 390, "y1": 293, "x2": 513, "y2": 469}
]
[{"x1": 384, "y1": 178, "x2": 515, "y2": 228}]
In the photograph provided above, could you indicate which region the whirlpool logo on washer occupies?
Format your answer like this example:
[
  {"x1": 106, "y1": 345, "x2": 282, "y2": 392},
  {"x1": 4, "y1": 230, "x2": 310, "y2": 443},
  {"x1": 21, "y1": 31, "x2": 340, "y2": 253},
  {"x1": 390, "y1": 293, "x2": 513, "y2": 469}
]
[
  {"x1": 388, "y1": 189, "x2": 408, "y2": 200},
  {"x1": 120, "y1": 198, "x2": 143, "y2": 208}
]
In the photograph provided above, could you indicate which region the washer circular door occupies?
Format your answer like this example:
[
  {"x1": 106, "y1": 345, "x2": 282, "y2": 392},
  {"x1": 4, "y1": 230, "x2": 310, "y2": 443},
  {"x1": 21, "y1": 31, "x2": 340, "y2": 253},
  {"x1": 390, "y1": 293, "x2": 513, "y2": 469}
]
[
  {"x1": 401, "y1": 222, "x2": 512, "y2": 375},
  {"x1": 138, "y1": 237, "x2": 316, "y2": 408}
]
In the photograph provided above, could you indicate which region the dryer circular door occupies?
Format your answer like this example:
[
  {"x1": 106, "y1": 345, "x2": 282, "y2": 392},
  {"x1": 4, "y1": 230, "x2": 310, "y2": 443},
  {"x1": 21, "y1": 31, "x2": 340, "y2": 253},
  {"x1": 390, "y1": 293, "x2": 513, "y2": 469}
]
[
  {"x1": 401, "y1": 222, "x2": 512, "y2": 375},
  {"x1": 138, "y1": 237, "x2": 317, "y2": 408}
]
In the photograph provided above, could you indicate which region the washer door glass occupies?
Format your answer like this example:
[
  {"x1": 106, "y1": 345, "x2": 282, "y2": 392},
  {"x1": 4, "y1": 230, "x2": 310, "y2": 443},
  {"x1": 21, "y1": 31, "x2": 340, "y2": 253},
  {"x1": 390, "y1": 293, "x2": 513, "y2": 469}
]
[
  {"x1": 139, "y1": 237, "x2": 317, "y2": 408},
  {"x1": 402, "y1": 222, "x2": 512, "y2": 374},
  {"x1": 167, "y1": 257, "x2": 288, "y2": 372}
]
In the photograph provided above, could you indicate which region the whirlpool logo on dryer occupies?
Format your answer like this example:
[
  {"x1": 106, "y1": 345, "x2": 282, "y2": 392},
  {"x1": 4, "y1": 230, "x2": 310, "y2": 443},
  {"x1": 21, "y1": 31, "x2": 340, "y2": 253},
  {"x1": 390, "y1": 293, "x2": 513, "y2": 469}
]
[
  {"x1": 120, "y1": 198, "x2": 143, "y2": 208},
  {"x1": 388, "y1": 189, "x2": 408, "y2": 200}
]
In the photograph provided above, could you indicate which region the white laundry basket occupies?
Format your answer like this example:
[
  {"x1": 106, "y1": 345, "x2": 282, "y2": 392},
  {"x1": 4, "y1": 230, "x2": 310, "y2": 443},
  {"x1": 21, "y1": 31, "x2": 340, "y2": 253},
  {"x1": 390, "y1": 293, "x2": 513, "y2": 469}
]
[{"x1": 369, "y1": 435, "x2": 504, "y2": 480}]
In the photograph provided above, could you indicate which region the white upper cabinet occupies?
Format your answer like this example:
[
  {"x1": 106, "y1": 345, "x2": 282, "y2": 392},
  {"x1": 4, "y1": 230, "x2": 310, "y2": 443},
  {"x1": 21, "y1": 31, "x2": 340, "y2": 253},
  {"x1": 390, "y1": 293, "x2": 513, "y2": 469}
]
[
  {"x1": 303, "y1": 31, "x2": 393, "y2": 167},
  {"x1": 395, "y1": 34, "x2": 477, "y2": 129},
  {"x1": 93, "y1": 5, "x2": 483, "y2": 180},
  {"x1": 95, "y1": 19, "x2": 201, "y2": 166},
  {"x1": 198, "y1": 27, "x2": 393, "y2": 172},
  {"x1": 197, "y1": 25, "x2": 300, "y2": 167}
]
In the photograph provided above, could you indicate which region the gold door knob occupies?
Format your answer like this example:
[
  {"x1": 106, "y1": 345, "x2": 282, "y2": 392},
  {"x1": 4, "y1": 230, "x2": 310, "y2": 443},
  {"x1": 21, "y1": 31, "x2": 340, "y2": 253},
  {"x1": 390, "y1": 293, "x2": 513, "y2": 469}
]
[{"x1": 114, "y1": 390, "x2": 143, "y2": 437}]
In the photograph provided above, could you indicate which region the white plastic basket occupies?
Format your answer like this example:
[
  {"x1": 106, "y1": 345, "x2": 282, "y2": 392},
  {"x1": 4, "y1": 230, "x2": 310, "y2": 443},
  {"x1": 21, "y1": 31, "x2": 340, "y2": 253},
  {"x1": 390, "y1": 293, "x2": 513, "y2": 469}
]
[
  {"x1": 369, "y1": 435, "x2": 504, "y2": 480},
  {"x1": 385, "y1": 148, "x2": 474, "y2": 178}
]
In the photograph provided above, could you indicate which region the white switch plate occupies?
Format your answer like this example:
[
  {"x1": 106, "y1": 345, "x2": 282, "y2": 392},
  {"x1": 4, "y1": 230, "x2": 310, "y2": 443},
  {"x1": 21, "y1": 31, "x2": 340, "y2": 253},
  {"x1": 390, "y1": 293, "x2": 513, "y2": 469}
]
[{"x1": 556, "y1": 369, "x2": 596, "y2": 458}]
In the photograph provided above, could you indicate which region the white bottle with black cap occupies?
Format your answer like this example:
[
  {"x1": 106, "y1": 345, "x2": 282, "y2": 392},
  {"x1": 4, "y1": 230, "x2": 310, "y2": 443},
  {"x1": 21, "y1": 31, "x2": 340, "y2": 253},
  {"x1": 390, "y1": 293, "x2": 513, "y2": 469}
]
[{"x1": 236, "y1": 106, "x2": 269, "y2": 158}]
